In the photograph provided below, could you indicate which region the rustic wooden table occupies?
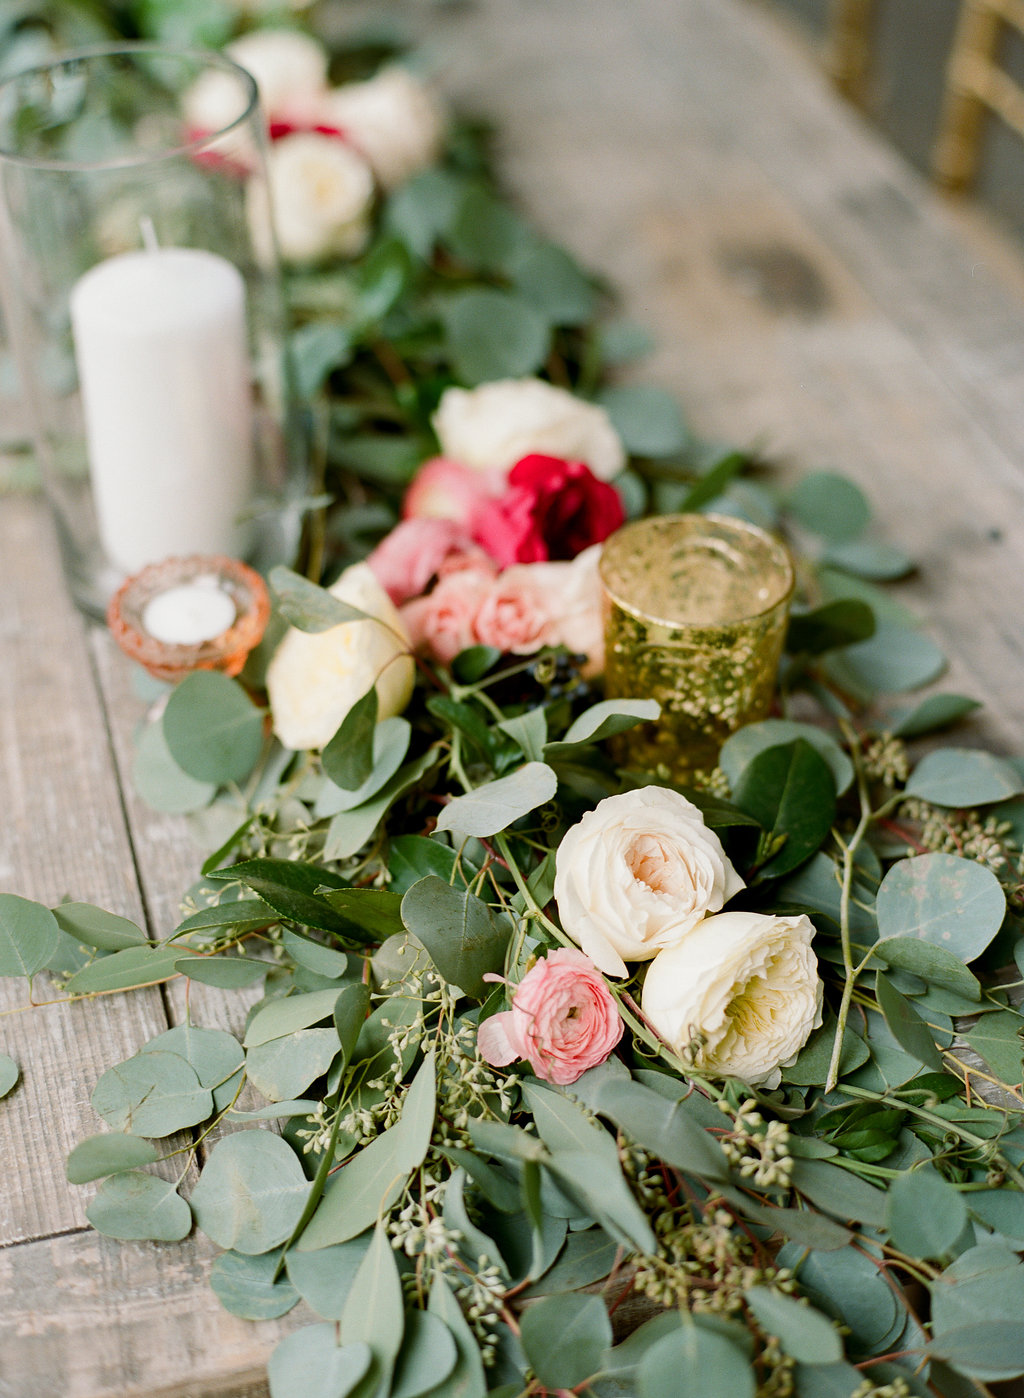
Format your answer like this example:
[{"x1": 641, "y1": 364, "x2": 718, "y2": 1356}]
[{"x1": 5, "y1": 0, "x2": 1024, "y2": 1393}]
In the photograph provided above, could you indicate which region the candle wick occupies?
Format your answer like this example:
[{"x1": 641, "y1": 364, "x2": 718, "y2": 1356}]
[{"x1": 140, "y1": 217, "x2": 160, "y2": 254}]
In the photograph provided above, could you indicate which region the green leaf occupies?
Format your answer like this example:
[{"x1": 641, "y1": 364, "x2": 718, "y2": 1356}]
[
  {"x1": 289, "y1": 321, "x2": 354, "y2": 399},
  {"x1": 355, "y1": 238, "x2": 413, "y2": 323},
  {"x1": 175, "y1": 955, "x2": 269, "y2": 988},
  {"x1": 210, "y1": 1250, "x2": 300, "y2": 1321},
  {"x1": 51, "y1": 903, "x2": 147, "y2": 952},
  {"x1": 440, "y1": 288, "x2": 550, "y2": 384},
  {"x1": 286, "y1": 1236, "x2": 371, "y2": 1320},
  {"x1": 297, "y1": 1053, "x2": 435, "y2": 1250},
  {"x1": 963, "y1": 1010, "x2": 1024, "y2": 1087},
  {"x1": 821, "y1": 539, "x2": 913, "y2": 579},
  {"x1": 269, "y1": 566, "x2": 372, "y2": 632},
  {"x1": 638, "y1": 1324, "x2": 755, "y2": 1398},
  {"x1": 323, "y1": 748, "x2": 442, "y2": 861},
  {"x1": 66, "y1": 1133, "x2": 158, "y2": 1184},
  {"x1": 733, "y1": 739, "x2": 836, "y2": 878},
  {"x1": 91, "y1": 1051, "x2": 212, "y2": 1137},
  {"x1": 321, "y1": 888, "x2": 406, "y2": 941},
  {"x1": 787, "y1": 600, "x2": 875, "y2": 655},
  {"x1": 210, "y1": 858, "x2": 355, "y2": 938},
  {"x1": 597, "y1": 383, "x2": 687, "y2": 457},
  {"x1": 744, "y1": 1289, "x2": 842, "y2": 1363},
  {"x1": 339, "y1": 1223, "x2": 405, "y2": 1395},
  {"x1": 446, "y1": 185, "x2": 534, "y2": 272},
  {"x1": 65, "y1": 943, "x2": 195, "y2": 994},
  {"x1": 191, "y1": 1130, "x2": 309, "y2": 1255},
  {"x1": 546, "y1": 1149, "x2": 656, "y2": 1254},
  {"x1": 246, "y1": 1029, "x2": 339, "y2": 1101},
  {"x1": 434, "y1": 761, "x2": 558, "y2": 839},
  {"x1": 384, "y1": 167, "x2": 465, "y2": 258},
  {"x1": 870, "y1": 937, "x2": 982, "y2": 999},
  {"x1": 510, "y1": 242, "x2": 597, "y2": 325},
  {"x1": 498, "y1": 707, "x2": 548, "y2": 763},
  {"x1": 245, "y1": 990, "x2": 346, "y2": 1047},
  {"x1": 86, "y1": 1170, "x2": 192, "y2": 1242},
  {"x1": 785, "y1": 472, "x2": 870, "y2": 543},
  {"x1": 0, "y1": 1053, "x2": 19, "y2": 1098},
  {"x1": 140, "y1": 1024, "x2": 244, "y2": 1112},
  {"x1": 0, "y1": 894, "x2": 60, "y2": 978},
  {"x1": 522, "y1": 1228, "x2": 619, "y2": 1296},
  {"x1": 267, "y1": 1327, "x2": 372, "y2": 1398},
  {"x1": 778, "y1": 1241, "x2": 899, "y2": 1353},
  {"x1": 162, "y1": 671, "x2": 264, "y2": 785},
  {"x1": 886, "y1": 1168, "x2": 967, "y2": 1258},
  {"x1": 787, "y1": 1017, "x2": 869, "y2": 1085},
  {"x1": 549, "y1": 698, "x2": 660, "y2": 750},
  {"x1": 824, "y1": 622, "x2": 946, "y2": 698},
  {"x1": 891, "y1": 693, "x2": 982, "y2": 738},
  {"x1": 792, "y1": 1360, "x2": 870, "y2": 1397},
  {"x1": 322, "y1": 688, "x2": 378, "y2": 791},
  {"x1": 599, "y1": 321, "x2": 655, "y2": 365},
  {"x1": 401, "y1": 877, "x2": 509, "y2": 998},
  {"x1": 719, "y1": 720, "x2": 853, "y2": 796},
  {"x1": 520, "y1": 1293, "x2": 612, "y2": 1389},
  {"x1": 428, "y1": 1274, "x2": 487, "y2": 1398},
  {"x1": 928, "y1": 1323, "x2": 1024, "y2": 1381},
  {"x1": 679, "y1": 450, "x2": 746, "y2": 512},
  {"x1": 131, "y1": 718, "x2": 217, "y2": 814},
  {"x1": 316, "y1": 717, "x2": 410, "y2": 816},
  {"x1": 906, "y1": 748, "x2": 1024, "y2": 807},
  {"x1": 875, "y1": 972, "x2": 944, "y2": 1070},
  {"x1": 581, "y1": 1075, "x2": 730, "y2": 1182},
  {"x1": 231, "y1": 1100, "x2": 321, "y2": 1121},
  {"x1": 789, "y1": 1159, "x2": 887, "y2": 1227},
  {"x1": 334, "y1": 982, "x2": 372, "y2": 1075},
  {"x1": 875, "y1": 852, "x2": 1005, "y2": 963},
  {"x1": 282, "y1": 929, "x2": 351, "y2": 979},
  {"x1": 392, "y1": 1311, "x2": 459, "y2": 1398},
  {"x1": 171, "y1": 898, "x2": 275, "y2": 938}
]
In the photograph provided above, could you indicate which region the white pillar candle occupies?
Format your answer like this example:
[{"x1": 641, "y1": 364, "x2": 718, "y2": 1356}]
[
  {"x1": 142, "y1": 577, "x2": 237, "y2": 645},
  {"x1": 70, "y1": 247, "x2": 254, "y2": 575}
]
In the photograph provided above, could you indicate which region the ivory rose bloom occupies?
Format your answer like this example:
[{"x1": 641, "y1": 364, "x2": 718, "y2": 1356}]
[
  {"x1": 185, "y1": 29, "x2": 328, "y2": 135},
  {"x1": 477, "y1": 948, "x2": 623, "y2": 1086},
  {"x1": 264, "y1": 132, "x2": 374, "y2": 262},
  {"x1": 553, "y1": 787, "x2": 744, "y2": 978},
  {"x1": 641, "y1": 911, "x2": 823, "y2": 1088},
  {"x1": 267, "y1": 563, "x2": 414, "y2": 750},
  {"x1": 319, "y1": 67, "x2": 445, "y2": 189},
  {"x1": 432, "y1": 378, "x2": 626, "y2": 481}
]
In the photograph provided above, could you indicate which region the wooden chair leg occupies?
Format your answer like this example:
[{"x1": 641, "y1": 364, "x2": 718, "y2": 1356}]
[{"x1": 933, "y1": 0, "x2": 1004, "y2": 190}]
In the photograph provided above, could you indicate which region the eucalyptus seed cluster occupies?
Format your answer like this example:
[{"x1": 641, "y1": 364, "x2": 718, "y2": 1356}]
[
  {"x1": 851, "y1": 1378, "x2": 911, "y2": 1398},
  {"x1": 717, "y1": 1098, "x2": 795, "y2": 1189},
  {"x1": 635, "y1": 1203, "x2": 794, "y2": 1315},
  {"x1": 861, "y1": 733, "x2": 909, "y2": 788},
  {"x1": 899, "y1": 798, "x2": 1011, "y2": 873},
  {"x1": 753, "y1": 1336, "x2": 796, "y2": 1398}
]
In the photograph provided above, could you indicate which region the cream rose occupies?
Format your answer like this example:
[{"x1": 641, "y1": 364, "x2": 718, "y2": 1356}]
[
  {"x1": 553, "y1": 787, "x2": 744, "y2": 978},
  {"x1": 432, "y1": 378, "x2": 626, "y2": 481},
  {"x1": 263, "y1": 132, "x2": 375, "y2": 262},
  {"x1": 319, "y1": 67, "x2": 445, "y2": 189},
  {"x1": 641, "y1": 911, "x2": 823, "y2": 1088},
  {"x1": 184, "y1": 29, "x2": 328, "y2": 135},
  {"x1": 267, "y1": 562, "x2": 415, "y2": 750}
]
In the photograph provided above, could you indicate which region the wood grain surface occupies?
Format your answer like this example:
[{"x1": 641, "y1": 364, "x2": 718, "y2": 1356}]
[{"x1": 5, "y1": 0, "x2": 1024, "y2": 1392}]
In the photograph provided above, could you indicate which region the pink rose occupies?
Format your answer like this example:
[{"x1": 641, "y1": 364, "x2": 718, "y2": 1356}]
[
  {"x1": 403, "y1": 457, "x2": 502, "y2": 528},
  {"x1": 471, "y1": 567, "x2": 556, "y2": 655},
  {"x1": 471, "y1": 454, "x2": 625, "y2": 567},
  {"x1": 400, "y1": 568, "x2": 493, "y2": 664},
  {"x1": 477, "y1": 948, "x2": 623, "y2": 1086},
  {"x1": 366, "y1": 517, "x2": 476, "y2": 605}
]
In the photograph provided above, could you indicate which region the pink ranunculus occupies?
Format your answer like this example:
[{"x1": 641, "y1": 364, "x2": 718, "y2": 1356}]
[
  {"x1": 471, "y1": 567, "x2": 557, "y2": 655},
  {"x1": 403, "y1": 457, "x2": 503, "y2": 528},
  {"x1": 400, "y1": 567, "x2": 494, "y2": 664},
  {"x1": 477, "y1": 948, "x2": 624, "y2": 1086},
  {"x1": 365, "y1": 517, "x2": 477, "y2": 605},
  {"x1": 471, "y1": 454, "x2": 625, "y2": 567}
]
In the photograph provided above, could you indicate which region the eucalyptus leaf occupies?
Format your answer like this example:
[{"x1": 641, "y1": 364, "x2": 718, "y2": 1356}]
[
  {"x1": 428, "y1": 1274, "x2": 488, "y2": 1398},
  {"x1": 175, "y1": 955, "x2": 269, "y2": 988},
  {"x1": 210, "y1": 1249, "x2": 300, "y2": 1320},
  {"x1": 821, "y1": 539, "x2": 913, "y2": 579},
  {"x1": 875, "y1": 972, "x2": 944, "y2": 1071},
  {"x1": 246, "y1": 1029, "x2": 339, "y2": 1101},
  {"x1": 91, "y1": 1050, "x2": 212, "y2": 1137},
  {"x1": 440, "y1": 288, "x2": 550, "y2": 384},
  {"x1": 0, "y1": 1053, "x2": 19, "y2": 1098},
  {"x1": 231, "y1": 1100, "x2": 321, "y2": 1121},
  {"x1": 86, "y1": 1170, "x2": 192, "y2": 1242},
  {"x1": 66, "y1": 943, "x2": 197, "y2": 994},
  {"x1": 579, "y1": 1074, "x2": 730, "y2": 1182},
  {"x1": 66, "y1": 1132, "x2": 158, "y2": 1183},
  {"x1": 785, "y1": 471, "x2": 870, "y2": 543},
  {"x1": 786, "y1": 600, "x2": 875, "y2": 655},
  {"x1": 963, "y1": 1010, "x2": 1024, "y2": 1087},
  {"x1": 545, "y1": 1148, "x2": 655, "y2": 1254},
  {"x1": 267, "y1": 1327, "x2": 372, "y2": 1398},
  {"x1": 245, "y1": 989, "x2": 345, "y2": 1047},
  {"x1": 520, "y1": 1293, "x2": 611, "y2": 1390},
  {"x1": 435, "y1": 761, "x2": 558, "y2": 839},
  {"x1": 891, "y1": 693, "x2": 982, "y2": 739},
  {"x1": 637, "y1": 1324, "x2": 755, "y2": 1398},
  {"x1": 498, "y1": 707, "x2": 548, "y2": 763},
  {"x1": 286, "y1": 1236, "x2": 372, "y2": 1320},
  {"x1": 875, "y1": 852, "x2": 1005, "y2": 963},
  {"x1": 51, "y1": 903, "x2": 147, "y2": 952},
  {"x1": 886, "y1": 1168, "x2": 967, "y2": 1257},
  {"x1": 402, "y1": 876, "x2": 510, "y2": 997},
  {"x1": 824, "y1": 622, "x2": 946, "y2": 698},
  {"x1": 140, "y1": 1024, "x2": 244, "y2": 1112},
  {"x1": 171, "y1": 898, "x2": 275, "y2": 938},
  {"x1": 0, "y1": 894, "x2": 60, "y2": 979},
  {"x1": 270, "y1": 566, "x2": 372, "y2": 632},
  {"x1": 522, "y1": 1227, "x2": 619, "y2": 1296},
  {"x1": 870, "y1": 937, "x2": 981, "y2": 999},
  {"x1": 315, "y1": 718, "x2": 411, "y2": 817},
  {"x1": 549, "y1": 698, "x2": 660, "y2": 752},
  {"x1": 191, "y1": 1130, "x2": 309, "y2": 1255},
  {"x1": 744, "y1": 1288, "x2": 842, "y2": 1363},
  {"x1": 391, "y1": 1310, "x2": 459, "y2": 1398},
  {"x1": 163, "y1": 671, "x2": 264, "y2": 785},
  {"x1": 131, "y1": 718, "x2": 217, "y2": 814},
  {"x1": 928, "y1": 1323, "x2": 1024, "y2": 1381},
  {"x1": 509, "y1": 242, "x2": 597, "y2": 324},
  {"x1": 282, "y1": 929, "x2": 351, "y2": 979},
  {"x1": 339, "y1": 1223, "x2": 405, "y2": 1395},
  {"x1": 598, "y1": 383, "x2": 688, "y2": 457},
  {"x1": 906, "y1": 748, "x2": 1024, "y2": 807},
  {"x1": 719, "y1": 720, "x2": 853, "y2": 796},
  {"x1": 322, "y1": 688, "x2": 378, "y2": 791},
  {"x1": 789, "y1": 1159, "x2": 887, "y2": 1228},
  {"x1": 778, "y1": 1241, "x2": 899, "y2": 1353}
]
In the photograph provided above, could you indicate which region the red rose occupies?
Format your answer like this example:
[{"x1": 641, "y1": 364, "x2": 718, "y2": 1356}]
[{"x1": 471, "y1": 454, "x2": 624, "y2": 567}]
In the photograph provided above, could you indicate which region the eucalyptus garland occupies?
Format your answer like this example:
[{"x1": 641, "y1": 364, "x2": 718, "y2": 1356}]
[{"x1": 5, "y1": 6, "x2": 1024, "y2": 1398}]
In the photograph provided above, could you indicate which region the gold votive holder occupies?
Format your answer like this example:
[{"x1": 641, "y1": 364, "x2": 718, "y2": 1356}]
[{"x1": 599, "y1": 513, "x2": 795, "y2": 782}]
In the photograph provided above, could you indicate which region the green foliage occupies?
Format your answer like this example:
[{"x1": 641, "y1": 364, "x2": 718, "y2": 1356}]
[
  {"x1": 163, "y1": 671, "x2": 265, "y2": 785},
  {"x1": 875, "y1": 852, "x2": 1006, "y2": 963},
  {"x1": 191, "y1": 1131, "x2": 309, "y2": 1254},
  {"x1": 401, "y1": 877, "x2": 509, "y2": 997},
  {"x1": 0, "y1": 1053, "x2": 19, "y2": 1098},
  {"x1": 0, "y1": 894, "x2": 59, "y2": 978},
  {"x1": 520, "y1": 1293, "x2": 611, "y2": 1388},
  {"x1": 86, "y1": 1170, "x2": 192, "y2": 1242}
]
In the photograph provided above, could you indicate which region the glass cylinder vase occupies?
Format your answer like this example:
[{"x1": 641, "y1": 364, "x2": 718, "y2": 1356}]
[
  {"x1": 0, "y1": 44, "x2": 305, "y2": 618},
  {"x1": 599, "y1": 512, "x2": 795, "y2": 783}
]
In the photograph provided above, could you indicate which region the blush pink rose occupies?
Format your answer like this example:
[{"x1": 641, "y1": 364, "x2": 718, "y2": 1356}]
[
  {"x1": 366, "y1": 517, "x2": 476, "y2": 605},
  {"x1": 400, "y1": 567, "x2": 494, "y2": 664},
  {"x1": 403, "y1": 457, "x2": 502, "y2": 528},
  {"x1": 477, "y1": 948, "x2": 623, "y2": 1086},
  {"x1": 470, "y1": 454, "x2": 625, "y2": 567},
  {"x1": 471, "y1": 567, "x2": 556, "y2": 655}
]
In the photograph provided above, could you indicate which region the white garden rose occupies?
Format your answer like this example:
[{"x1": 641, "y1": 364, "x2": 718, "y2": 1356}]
[
  {"x1": 263, "y1": 132, "x2": 374, "y2": 262},
  {"x1": 319, "y1": 67, "x2": 445, "y2": 190},
  {"x1": 553, "y1": 787, "x2": 744, "y2": 978},
  {"x1": 267, "y1": 562, "x2": 415, "y2": 750},
  {"x1": 641, "y1": 910, "x2": 823, "y2": 1088},
  {"x1": 184, "y1": 30, "x2": 327, "y2": 135},
  {"x1": 432, "y1": 378, "x2": 626, "y2": 481}
]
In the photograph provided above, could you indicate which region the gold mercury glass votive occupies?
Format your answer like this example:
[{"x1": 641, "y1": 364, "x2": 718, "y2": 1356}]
[{"x1": 599, "y1": 513, "x2": 795, "y2": 783}]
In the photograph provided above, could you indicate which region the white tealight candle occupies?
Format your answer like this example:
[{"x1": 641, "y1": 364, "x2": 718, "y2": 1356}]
[
  {"x1": 142, "y1": 577, "x2": 237, "y2": 646},
  {"x1": 69, "y1": 246, "x2": 254, "y2": 575}
]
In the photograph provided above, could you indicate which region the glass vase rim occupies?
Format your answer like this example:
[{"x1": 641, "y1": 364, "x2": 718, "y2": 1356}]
[
  {"x1": 598, "y1": 510, "x2": 795, "y2": 628},
  {"x1": 0, "y1": 41, "x2": 260, "y2": 174}
]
